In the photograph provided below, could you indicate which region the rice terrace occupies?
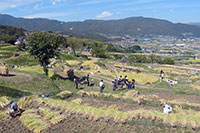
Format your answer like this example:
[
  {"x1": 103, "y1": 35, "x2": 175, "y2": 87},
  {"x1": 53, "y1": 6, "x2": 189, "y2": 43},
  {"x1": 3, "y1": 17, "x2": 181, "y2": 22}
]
[{"x1": 1, "y1": 0, "x2": 200, "y2": 132}]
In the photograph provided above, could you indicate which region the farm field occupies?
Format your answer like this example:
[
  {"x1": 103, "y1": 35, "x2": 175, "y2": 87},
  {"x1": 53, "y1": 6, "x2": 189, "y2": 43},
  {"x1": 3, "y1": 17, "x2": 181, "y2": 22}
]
[{"x1": 1, "y1": 45, "x2": 200, "y2": 132}]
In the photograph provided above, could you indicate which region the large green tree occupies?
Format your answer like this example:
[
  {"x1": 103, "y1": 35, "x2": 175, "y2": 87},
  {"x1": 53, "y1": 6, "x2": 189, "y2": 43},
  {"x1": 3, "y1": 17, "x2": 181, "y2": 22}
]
[
  {"x1": 91, "y1": 42, "x2": 107, "y2": 58},
  {"x1": 67, "y1": 37, "x2": 83, "y2": 55},
  {"x1": 28, "y1": 32, "x2": 64, "y2": 76}
]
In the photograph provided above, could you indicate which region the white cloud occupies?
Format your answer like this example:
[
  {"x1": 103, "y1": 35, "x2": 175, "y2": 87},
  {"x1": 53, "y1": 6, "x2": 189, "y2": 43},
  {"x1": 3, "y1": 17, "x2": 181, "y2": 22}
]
[
  {"x1": 96, "y1": 11, "x2": 113, "y2": 18},
  {"x1": 34, "y1": 4, "x2": 40, "y2": 9},
  {"x1": 52, "y1": 1, "x2": 56, "y2": 5},
  {"x1": 152, "y1": 9, "x2": 158, "y2": 12},
  {"x1": 0, "y1": 0, "x2": 42, "y2": 12},
  {"x1": 24, "y1": 12, "x2": 67, "y2": 19},
  {"x1": 169, "y1": 9, "x2": 175, "y2": 13},
  {"x1": 133, "y1": 7, "x2": 139, "y2": 11},
  {"x1": 116, "y1": 11, "x2": 120, "y2": 15},
  {"x1": 10, "y1": 5, "x2": 17, "y2": 8},
  {"x1": 79, "y1": 0, "x2": 120, "y2": 5},
  {"x1": 51, "y1": 0, "x2": 66, "y2": 5}
]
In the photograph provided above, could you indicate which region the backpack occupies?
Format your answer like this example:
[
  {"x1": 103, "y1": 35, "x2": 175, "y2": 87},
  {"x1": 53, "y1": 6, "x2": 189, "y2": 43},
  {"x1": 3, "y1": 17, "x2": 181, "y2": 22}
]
[{"x1": 102, "y1": 84, "x2": 105, "y2": 89}]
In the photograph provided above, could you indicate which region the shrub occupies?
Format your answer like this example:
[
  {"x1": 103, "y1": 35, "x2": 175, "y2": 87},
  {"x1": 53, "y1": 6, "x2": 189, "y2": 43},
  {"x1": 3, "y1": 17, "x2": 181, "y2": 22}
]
[
  {"x1": 161, "y1": 58, "x2": 175, "y2": 65},
  {"x1": 128, "y1": 55, "x2": 151, "y2": 63},
  {"x1": 76, "y1": 54, "x2": 89, "y2": 59}
]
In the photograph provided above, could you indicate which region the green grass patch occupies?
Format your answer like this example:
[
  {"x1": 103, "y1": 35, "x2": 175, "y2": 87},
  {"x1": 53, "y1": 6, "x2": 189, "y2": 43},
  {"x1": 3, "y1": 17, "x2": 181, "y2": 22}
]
[
  {"x1": 6, "y1": 54, "x2": 38, "y2": 66},
  {"x1": 0, "y1": 85, "x2": 31, "y2": 98},
  {"x1": 0, "y1": 72, "x2": 60, "y2": 95},
  {"x1": 60, "y1": 54, "x2": 76, "y2": 60},
  {"x1": 0, "y1": 44, "x2": 11, "y2": 48},
  {"x1": 0, "y1": 52, "x2": 13, "y2": 58},
  {"x1": 0, "y1": 46, "x2": 18, "y2": 52}
]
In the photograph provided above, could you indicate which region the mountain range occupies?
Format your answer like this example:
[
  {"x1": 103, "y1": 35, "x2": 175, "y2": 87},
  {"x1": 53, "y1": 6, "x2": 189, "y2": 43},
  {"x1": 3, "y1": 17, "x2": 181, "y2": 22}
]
[
  {"x1": 1, "y1": 14, "x2": 200, "y2": 41},
  {"x1": 189, "y1": 22, "x2": 200, "y2": 26}
]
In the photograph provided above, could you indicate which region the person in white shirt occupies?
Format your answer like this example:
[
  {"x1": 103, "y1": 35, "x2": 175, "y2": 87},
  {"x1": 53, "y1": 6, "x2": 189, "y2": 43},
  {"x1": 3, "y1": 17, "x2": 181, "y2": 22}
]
[
  {"x1": 163, "y1": 104, "x2": 172, "y2": 114},
  {"x1": 160, "y1": 70, "x2": 164, "y2": 82},
  {"x1": 99, "y1": 80, "x2": 104, "y2": 93}
]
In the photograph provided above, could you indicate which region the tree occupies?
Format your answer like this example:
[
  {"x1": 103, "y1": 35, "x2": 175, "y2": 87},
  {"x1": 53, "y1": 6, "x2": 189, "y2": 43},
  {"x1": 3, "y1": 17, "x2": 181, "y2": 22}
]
[
  {"x1": 161, "y1": 58, "x2": 175, "y2": 65},
  {"x1": 67, "y1": 37, "x2": 83, "y2": 56},
  {"x1": 106, "y1": 44, "x2": 126, "y2": 53},
  {"x1": 127, "y1": 45, "x2": 142, "y2": 53},
  {"x1": 18, "y1": 42, "x2": 26, "y2": 51},
  {"x1": 149, "y1": 54, "x2": 161, "y2": 63},
  {"x1": 91, "y1": 42, "x2": 107, "y2": 58},
  {"x1": 128, "y1": 55, "x2": 151, "y2": 63},
  {"x1": 28, "y1": 32, "x2": 64, "y2": 76}
]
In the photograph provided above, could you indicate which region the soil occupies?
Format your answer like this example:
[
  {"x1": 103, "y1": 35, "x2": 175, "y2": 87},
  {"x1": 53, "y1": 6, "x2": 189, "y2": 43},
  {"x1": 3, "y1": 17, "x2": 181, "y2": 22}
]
[
  {"x1": 68, "y1": 96, "x2": 162, "y2": 112},
  {"x1": 194, "y1": 80, "x2": 200, "y2": 86},
  {"x1": 0, "y1": 96, "x2": 199, "y2": 133},
  {"x1": 44, "y1": 115, "x2": 198, "y2": 133},
  {"x1": 0, "y1": 117, "x2": 32, "y2": 133},
  {"x1": 143, "y1": 91, "x2": 200, "y2": 104}
]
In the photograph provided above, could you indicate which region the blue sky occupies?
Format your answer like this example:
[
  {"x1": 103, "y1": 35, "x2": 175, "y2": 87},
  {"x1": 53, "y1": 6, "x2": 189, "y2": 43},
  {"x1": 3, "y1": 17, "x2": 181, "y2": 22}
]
[{"x1": 0, "y1": 0, "x2": 200, "y2": 23}]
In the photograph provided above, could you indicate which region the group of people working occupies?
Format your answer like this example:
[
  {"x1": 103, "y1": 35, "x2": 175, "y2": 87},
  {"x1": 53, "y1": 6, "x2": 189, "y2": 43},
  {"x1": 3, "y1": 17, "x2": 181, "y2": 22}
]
[
  {"x1": 74, "y1": 69, "x2": 165, "y2": 93},
  {"x1": 74, "y1": 74, "x2": 90, "y2": 89},
  {"x1": 112, "y1": 75, "x2": 135, "y2": 91},
  {"x1": 74, "y1": 74, "x2": 135, "y2": 93},
  {"x1": 98, "y1": 75, "x2": 135, "y2": 93}
]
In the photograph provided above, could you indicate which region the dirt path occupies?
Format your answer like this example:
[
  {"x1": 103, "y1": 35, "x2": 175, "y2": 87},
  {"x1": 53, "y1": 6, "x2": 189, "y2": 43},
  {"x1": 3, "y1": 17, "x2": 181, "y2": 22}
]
[{"x1": 0, "y1": 72, "x2": 33, "y2": 81}]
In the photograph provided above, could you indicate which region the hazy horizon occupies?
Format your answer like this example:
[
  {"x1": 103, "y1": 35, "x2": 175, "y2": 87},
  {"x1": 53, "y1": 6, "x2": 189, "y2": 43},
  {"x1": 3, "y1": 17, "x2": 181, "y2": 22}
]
[{"x1": 0, "y1": 0, "x2": 200, "y2": 23}]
